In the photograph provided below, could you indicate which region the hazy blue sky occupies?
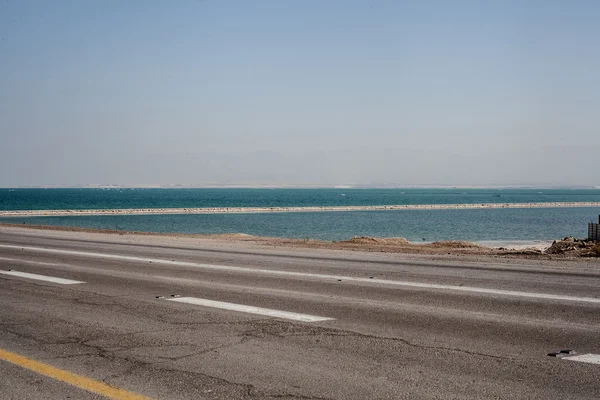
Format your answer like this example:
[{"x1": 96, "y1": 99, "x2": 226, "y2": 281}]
[{"x1": 1, "y1": 0, "x2": 599, "y2": 187}]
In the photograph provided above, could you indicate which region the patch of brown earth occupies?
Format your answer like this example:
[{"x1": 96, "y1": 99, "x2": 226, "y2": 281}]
[
  {"x1": 341, "y1": 236, "x2": 411, "y2": 245},
  {"x1": 429, "y1": 241, "x2": 482, "y2": 249}
]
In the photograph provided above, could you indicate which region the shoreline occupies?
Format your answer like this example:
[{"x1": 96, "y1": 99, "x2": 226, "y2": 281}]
[
  {"x1": 0, "y1": 221, "x2": 548, "y2": 249},
  {"x1": 2, "y1": 222, "x2": 596, "y2": 259},
  {"x1": 1, "y1": 201, "x2": 599, "y2": 217}
]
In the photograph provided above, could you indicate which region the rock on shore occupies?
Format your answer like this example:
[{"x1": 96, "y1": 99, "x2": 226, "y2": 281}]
[{"x1": 545, "y1": 237, "x2": 600, "y2": 257}]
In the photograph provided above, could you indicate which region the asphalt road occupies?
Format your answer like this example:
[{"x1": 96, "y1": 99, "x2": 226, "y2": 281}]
[{"x1": 0, "y1": 227, "x2": 599, "y2": 399}]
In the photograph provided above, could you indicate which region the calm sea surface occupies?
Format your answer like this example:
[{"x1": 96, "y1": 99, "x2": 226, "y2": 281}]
[
  {"x1": 2, "y1": 188, "x2": 600, "y2": 210},
  {"x1": 1, "y1": 189, "x2": 599, "y2": 242}
]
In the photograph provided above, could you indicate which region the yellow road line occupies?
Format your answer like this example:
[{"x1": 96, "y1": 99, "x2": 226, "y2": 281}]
[{"x1": 0, "y1": 348, "x2": 152, "y2": 400}]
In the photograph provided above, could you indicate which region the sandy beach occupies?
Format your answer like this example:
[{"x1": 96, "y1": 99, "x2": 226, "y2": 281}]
[{"x1": 1, "y1": 201, "x2": 599, "y2": 217}]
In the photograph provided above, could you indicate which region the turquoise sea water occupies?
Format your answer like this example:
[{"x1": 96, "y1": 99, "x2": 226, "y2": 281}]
[
  {"x1": 0, "y1": 189, "x2": 599, "y2": 242},
  {"x1": 2, "y1": 188, "x2": 600, "y2": 211},
  {"x1": 1, "y1": 207, "x2": 598, "y2": 242}
]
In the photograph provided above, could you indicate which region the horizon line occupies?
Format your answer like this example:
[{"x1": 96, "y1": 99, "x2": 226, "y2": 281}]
[{"x1": 2, "y1": 184, "x2": 600, "y2": 190}]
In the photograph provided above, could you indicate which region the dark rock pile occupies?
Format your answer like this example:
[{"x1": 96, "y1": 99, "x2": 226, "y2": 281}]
[{"x1": 545, "y1": 237, "x2": 600, "y2": 257}]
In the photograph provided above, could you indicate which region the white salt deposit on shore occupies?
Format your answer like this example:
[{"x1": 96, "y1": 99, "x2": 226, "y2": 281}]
[
  {"x1": 0, "y1": 202, "x2": 599, "y2": 217},
  {"x1": 476, "y1": 240, "x2": 553, "y2": 251}
]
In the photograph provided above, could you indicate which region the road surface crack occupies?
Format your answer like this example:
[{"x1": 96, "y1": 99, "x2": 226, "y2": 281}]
[{"x1": 239, "y1": 320, "x2": 514, "y2": 361}]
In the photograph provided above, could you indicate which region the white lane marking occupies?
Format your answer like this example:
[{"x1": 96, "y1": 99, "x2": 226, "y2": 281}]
[
  {"x1": 0, "y1": 256, "x2": 65, "y2": 267},
  {"x1": 166, "y1": 296, "x2": 334, "y2": 322},
  {"x1": 0, "y1": 270, "x2": 84, "y2": 285},
  {"x1": 1, "y1": 244, "x2": 599, "y2": 304},
  {"x1": 564, "y1": 354, "x2": 600, "y2": 365}
]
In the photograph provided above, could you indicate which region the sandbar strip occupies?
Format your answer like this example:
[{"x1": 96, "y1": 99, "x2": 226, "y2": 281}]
[{"x1": 0, "y1": 202, "x2": 599, "y2": 217}]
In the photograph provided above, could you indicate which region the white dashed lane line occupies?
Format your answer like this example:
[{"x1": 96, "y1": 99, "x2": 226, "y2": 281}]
[
  {"x1": 563, "y1": 354, "x2": 600, "y2": 365},
  {"x1": 166, "y1": 296, "x2": 334, "y2": 322},
  {"x1": 0, "y1": 270, "x2": 84, "y2": 285}
]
